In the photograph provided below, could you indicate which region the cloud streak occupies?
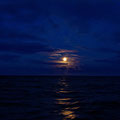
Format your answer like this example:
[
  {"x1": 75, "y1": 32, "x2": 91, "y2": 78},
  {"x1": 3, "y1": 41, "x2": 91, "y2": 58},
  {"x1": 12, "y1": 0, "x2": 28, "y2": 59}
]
[
  {"x1": 0, "y1": 0, "x2": 120, "y2": 75},
  {"x1": 0, "y1": 42, "x2": 55, "y2": 54}
]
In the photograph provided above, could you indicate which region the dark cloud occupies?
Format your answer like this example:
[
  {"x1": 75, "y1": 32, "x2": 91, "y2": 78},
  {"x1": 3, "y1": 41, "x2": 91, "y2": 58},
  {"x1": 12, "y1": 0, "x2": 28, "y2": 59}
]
[
  {"x1": 0, "y1": 30, "x2": 47, "y2": 41},
  {"x1": 30, "y1": 59, "x2": 66, "y2": 66},
  {"x1": 112, "y1": 31, "x2": 120, "y2": 43},
  {"x1": 0, "y1": 42, "x2": 56, "y2": 54},
  {"x1": 80, "y1": 63, "x2": 120, "y2": 76},
  {"x1": 0, "y1": 0, "x2": 119, "y2": 21},
  {"x1": 95, "y1": 57, "x2": 120, "y2": 64},
  {"x1": 48, "y1": 0, "x2": 120, "y2": 23},
  {"x1": 0, "y1": 0, "x2": 49, "y2": 22},
  {"x1": 48, "y1": 17, "x2": 59, "y2": 29},
  {"x1": 0, "y1": 0, "x2": 120, "y2": 75},
  {"x1": 94, "y1": 29, "x2": 120, "y2": 45},
  {"x1": 0, "y1": 53, "x2": 20, "y2": 62},
  {"x1": 95, "y1": 48, "x2": 120, "y2": 54}
]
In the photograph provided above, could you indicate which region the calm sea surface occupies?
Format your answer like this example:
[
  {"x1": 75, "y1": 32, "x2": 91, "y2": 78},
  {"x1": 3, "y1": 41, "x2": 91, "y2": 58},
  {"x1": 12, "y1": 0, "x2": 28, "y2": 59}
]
[{"x1": 0, "y1": 76, "x2": 120, "y2": 120}]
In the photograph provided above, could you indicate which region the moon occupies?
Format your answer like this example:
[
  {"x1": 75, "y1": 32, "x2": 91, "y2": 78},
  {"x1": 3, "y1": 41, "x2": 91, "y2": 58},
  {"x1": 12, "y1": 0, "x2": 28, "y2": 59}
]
[{"x1": 63, "y1": 57, "x2": 68, "y2": 62}]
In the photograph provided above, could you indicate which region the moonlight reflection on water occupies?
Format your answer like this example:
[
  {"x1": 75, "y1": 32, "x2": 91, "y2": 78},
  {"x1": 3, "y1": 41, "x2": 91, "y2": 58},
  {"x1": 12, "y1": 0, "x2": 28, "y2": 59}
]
[{"x1": 55, "y1": 78, "x2": 80, "y2": 120}]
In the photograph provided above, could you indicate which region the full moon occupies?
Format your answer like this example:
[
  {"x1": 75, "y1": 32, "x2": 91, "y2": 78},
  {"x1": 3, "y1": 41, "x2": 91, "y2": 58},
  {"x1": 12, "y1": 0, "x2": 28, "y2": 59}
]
[{"x1": 63, "y1": 57, "x2": 68, "y2": 62}]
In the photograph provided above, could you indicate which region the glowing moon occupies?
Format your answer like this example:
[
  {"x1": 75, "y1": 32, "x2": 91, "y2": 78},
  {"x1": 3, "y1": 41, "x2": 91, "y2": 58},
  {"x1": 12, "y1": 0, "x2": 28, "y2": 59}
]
[{"x1": 63, "y1": 57, "x2": 68, "y2": 62}]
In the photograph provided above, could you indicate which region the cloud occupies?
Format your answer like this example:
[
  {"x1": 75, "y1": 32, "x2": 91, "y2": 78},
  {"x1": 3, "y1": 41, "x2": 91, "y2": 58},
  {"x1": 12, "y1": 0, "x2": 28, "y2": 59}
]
[
  {"x1": 26, "y1": 48, "x2": 81, "y2": 69},
  {"x1": 0, "y1": 30, "x2": 47, "y2": 41},
  {"x1": 112, "y1": 31, "x2": 120, "y2": 43},
  {"x1": 0, "y1": 53, "x2": 20, "y2": 62},
  {"x1": 80, "y1": 62, "x2": 120, "y2": 76},
  {"x1": 95, "y1": 48, "x2": 120, "y2": 54},
  {"x1": 0, "y1": 0, "x2": 120, "y2": 75},
  {"x1": 95, "y1": 57, "x2": 120, "y2": 64},
  {"x1": 0, "y1": 42, "x2": 56, "y2": 54},
  {"x1": 1, "y1": 0, "x2": 119, "y2": 22},
  {"x1": 30, "y1": 59, "x2": 66, "y2": 66}
]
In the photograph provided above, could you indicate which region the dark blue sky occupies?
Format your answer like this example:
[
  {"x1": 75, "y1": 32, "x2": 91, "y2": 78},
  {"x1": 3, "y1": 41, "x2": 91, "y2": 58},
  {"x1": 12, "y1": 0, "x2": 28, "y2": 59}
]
[{"x1": 0, "y1": 0, "x2": 120, "y2": 75}]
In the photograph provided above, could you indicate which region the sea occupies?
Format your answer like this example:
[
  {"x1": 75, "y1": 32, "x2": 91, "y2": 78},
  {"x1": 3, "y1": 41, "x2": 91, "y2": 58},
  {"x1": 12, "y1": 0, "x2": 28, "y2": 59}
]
[{"x1": 0, "y1": 76, "x2": 120, "y2": 120}]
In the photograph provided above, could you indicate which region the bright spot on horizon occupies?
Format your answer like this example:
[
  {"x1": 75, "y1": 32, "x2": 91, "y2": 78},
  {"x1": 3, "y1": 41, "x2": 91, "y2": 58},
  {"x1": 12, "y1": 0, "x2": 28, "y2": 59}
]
[{"x1": 63, "y1": 57, "x2": 68, "y2": 62}]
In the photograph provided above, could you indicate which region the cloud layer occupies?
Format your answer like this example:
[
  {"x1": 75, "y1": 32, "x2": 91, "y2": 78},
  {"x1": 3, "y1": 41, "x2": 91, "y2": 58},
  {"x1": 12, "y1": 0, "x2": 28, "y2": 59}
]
[{"x1": 0, "y1": 0, "x2": 120, "y2": 75}]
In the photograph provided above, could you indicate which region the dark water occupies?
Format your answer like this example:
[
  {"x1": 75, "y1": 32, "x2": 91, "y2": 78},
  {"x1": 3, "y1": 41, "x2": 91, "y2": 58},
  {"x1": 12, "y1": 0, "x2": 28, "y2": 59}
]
[{"x1": 0, "y1": 76, "x2": 120, "y2": 120}]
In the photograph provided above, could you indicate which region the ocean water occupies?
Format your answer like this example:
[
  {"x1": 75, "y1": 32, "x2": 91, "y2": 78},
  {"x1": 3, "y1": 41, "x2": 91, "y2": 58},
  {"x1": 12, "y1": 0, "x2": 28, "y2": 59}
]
[{"x1": 0, "y1": 76, "x2": 120, "y2": 120}]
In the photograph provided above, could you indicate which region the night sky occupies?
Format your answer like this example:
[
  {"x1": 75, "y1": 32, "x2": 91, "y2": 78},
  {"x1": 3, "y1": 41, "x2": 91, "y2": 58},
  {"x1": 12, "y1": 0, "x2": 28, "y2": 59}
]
[{"x1": 0, "y1": 0, "x2": 120, "y2": 75}]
